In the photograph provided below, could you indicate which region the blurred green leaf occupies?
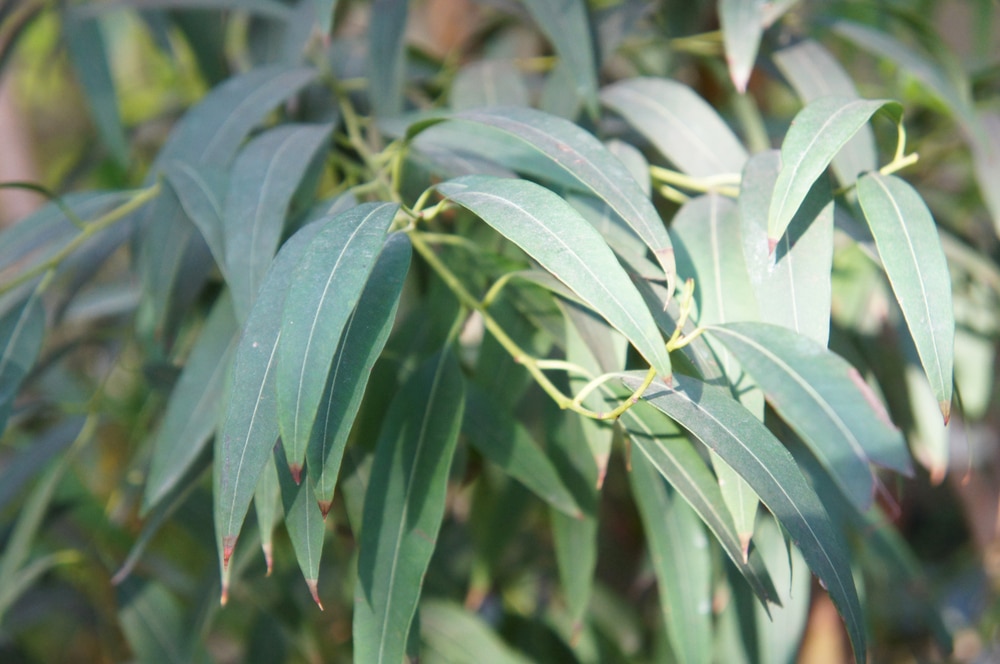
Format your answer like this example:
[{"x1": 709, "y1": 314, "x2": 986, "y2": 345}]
[
  {"x1": 253, "y1": 451, "x2": 281, "y2": 575},
  {"x1": 161, "y1": 162, "x2": 229, "y2": 279},
  {"x1": 768, "y1": 97, "x2": 901, "y2": 247},
  {"x1": 277, "y1": 202, "x2": 397, "y2": 478},
  {"x1": 522, "y1": 0, "x2": 599, "y2": 115},
  {"x1": 117, "y1": 578, "x2": 209, "y2": 664},
  {"x1": 421, "y1": 599, "x2": 533, "y2": 664},
  {"x1": 857, "y1": 173, "x2": 954, "y2": 421},
  {"x1": 719, "y1": 0, "x2": 765, "y2": 94},
  {"x1": 0, "y1": 289, "x2": 45, "y2": 434},
  {"x1": 438, "y1": 175, "x2": 671, "y2": 380},
  {"x1": 354, "y1": 350, "x2": 465, "y2": 664},
  {"x1": 368, "y1": 0, "x2": 408, "y2": 116},
  {"x1": 451, "y1": 60, "x2": 530, "y2": 110},
  {"x1": 601, "y1": 77, "x2": 748, "y2": 176}
]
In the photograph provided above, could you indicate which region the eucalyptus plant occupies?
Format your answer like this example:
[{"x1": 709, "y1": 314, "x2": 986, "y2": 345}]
[{"x1": 1, "y1": 0, "x2": 996, "y2": 662}]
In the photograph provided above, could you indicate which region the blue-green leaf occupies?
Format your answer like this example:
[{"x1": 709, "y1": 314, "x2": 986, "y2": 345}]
[
  {"x1": 277, "y1": 202, "x2": 397, "y2": 477},
  {"x1": 720, "y1": 0, "x2": 766, "y2": 94},
  {"x1": 421, "y1": 599, "x2": 534, "y2": 664},
  {"x1": 521, "y1": 0, "x2": 599, "y2": 115},
  {"x1": 0, "y1": 289, "x2": 44, "y2": 435},
  {"x1": 438, "y1": 175, "x2": 671, "y2": 380},
  {"x1": 601, "y1": 77, "x2": 748, "y2": 177},
  {"x1": 253, "y1": 452, "x2": 281, "y2": 575},
  {"x1": 768, "y1": 97, "x2": 901, "y2": 248},
  {"x1": 857, "y1": 173, "x2": 954, "y2": 421},
  {"x1": 353, "y1": 351, "x2": 465, "y2": 664},
  {"x1": 161, "y1": 162, "x2": 228, "y2": 279},
  {"x1": 623, "y1": 372, "x2": 866, "y2": 664},
  {"x1": 368, "y1": 0, "x2": 408, "y2": 116},
  {"x1": 276, "y1": 444, "x2": 326, "y2": 608},
  {"x1": 308, "y1": 232, "x2": 411, "y2": 512},
  {"x1": 451, "y1": 60, "x2": 530, "y2": 110}
]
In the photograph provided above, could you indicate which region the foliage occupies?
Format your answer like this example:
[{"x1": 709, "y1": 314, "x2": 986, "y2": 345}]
[{"x1": 0, "y1": 0, "x2": 997, "y2": 662}]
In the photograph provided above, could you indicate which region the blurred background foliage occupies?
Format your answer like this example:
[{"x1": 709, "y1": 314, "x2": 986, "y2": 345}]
[{"x1": 0, "y1": 0, "x2": 999, "y2": 662}]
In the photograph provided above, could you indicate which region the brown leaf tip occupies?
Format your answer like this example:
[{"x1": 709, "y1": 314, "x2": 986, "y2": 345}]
[
  {"x1": 318, "y1": 500, "x2": 333, "y2": 519},
  {"x1": 222, "y1": 535, "x2": 238, "y2": 569},
  {"x1": 307, "y1": 579, "x2": 324, "y2": 610},
  {"x1": 289, "y1": 463, "x2": 303, "y2": 485},
  {"x1": 262, "y1": 543, "x2": 273, "y2": 577},
  {"x1": 940, "y1": 400, "x2": 952, "y2": 426}
]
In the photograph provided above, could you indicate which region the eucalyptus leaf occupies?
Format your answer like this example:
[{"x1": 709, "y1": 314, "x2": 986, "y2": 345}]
[
  {"x1": 720, "y1": 0, "x2": 765, "y2": 94},
  {"x1": 521, "y1": 0, "x2": 599, "y2": 115},
  {"x1": 0, "y1": 290, "x2": 45, "y2": 434},
  {"x1": 368, "y1": 0, "x2": 408, "y2": 117},
  {"x1": 276, "y1": 444, "x2": 326, "y2": 607}
]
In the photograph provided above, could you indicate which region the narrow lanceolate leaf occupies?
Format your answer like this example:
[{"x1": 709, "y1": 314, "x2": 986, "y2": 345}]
[
  {"x1": 368, "y1": 0, "x2": 408, "y2": 116},
  {"x1": 857, "y1": 173, "x2": 954, "y2": 421},
  {"x1": 253, "y1": 452, "x2": 281, "y2": 576},
  {"x1": 161, "y1": 162, "x2": 228, "y2": 278},
  {"x1": 0, "y1": 290, "x2": 44, "y2": 435},
  {"x1": 629, "y1": 453, "x2": 712, "y2": 664},
  {"x1": 623, "y1": 372, "x2": 866, "y2": 664},
  {"x1": 601, "y1": 78, "x2": 748, "y2": 176},
  {"x1": 720, "y1": 0, "x2": 766, "y2": 94},
  {"x1": 463, "y1": 386, "x2": 582, "y2": 518},
  {"x1": 277, "y1": 202, "x2": 398, "y2": 478},
  {"x1": 769, "y1": 97, "x2": 902, "y2": 248},
  {"x1": 354, "y1": 351, "x2": 465, "y2": 664},
  {"x1": 214, "y1": 221, "x2": 324, "y2": 599},
  {"x1": 740, "y1": 150, "x2": 834, "y2": 345},
  {"x1": 144, "y1": 292, "x2": 237, "y2": 511},
  {"x1": 617, "y1": 399, "x2": 778, "y2": 608},
  {"x1": 421, "y1": 599, "x2": 534, "y2": 664},
  {"x1": 224, "y1": 124, "x2": 334, "y2": 319},
  {"x1": 773, "y1": 40, "x2": 877, "y2": 185},
  {"x1": 409, "y1": 106, "x2": 676, "y2": 288},
  {"x1": 308, "y1": 232, "x2": 411, "y2": 513},
  {"x1": 707, "y1": 322, "x2": 911, "y2": 510},
  {"x1": 438, "y1": 175, "x2": 671, "y2": 379},
  {"x1": 521, "y1": 0, "x2": 599, "y2": 115},
  {"x1": 276, "y1": 444, "x2": 326, "y2": 608}
]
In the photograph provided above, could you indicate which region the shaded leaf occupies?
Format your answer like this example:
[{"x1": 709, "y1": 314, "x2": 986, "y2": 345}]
[
  {"x1": 522, "y1": 0, "x2": 599, "y2": 115},
  {"x1": 720, "y1": 0, "x2": 765, "y2": 94},
  {"x1": 623, "y1": 372, "x2": 866, "y2": 664},
  {"x1": 254, "y1": 452, "x2": 281, "y2": 575},
  {"x1": 276, "y1": 444, "x2": 326, "y2": 607},
  {"x1": 161, "y1": 162, "x2": 228, "y2": 279},
  {"x1": 768, "y1": 97, "x2": 901, "y2": 247},
  {"x1": 354, "y1": 351, "x2": 465, "y2": 664},
  {"x1": 368, "y1": 0, "x2": 408, "y2": 116},
  {"x1": 421, "y1": 599, "x2": 533, "y2": 664},
  {"x1": 601, "y1": 77, "x2": 748, "y2": 176},
  {"x1": 451, "y1": 60, "x2": 530, "y2": 110},
  {"x1": 857, "y1": 173, "x2": 954, "y2": 420},
  {"x1": 0, "y1": 290, "x2": 45, "y2": 435},
  {"x1": 277, "y1": 202, "x2": 397, "y2": 477},
  {"x1": 438, "y1": 175, "x2": 671, "y2": 379}
]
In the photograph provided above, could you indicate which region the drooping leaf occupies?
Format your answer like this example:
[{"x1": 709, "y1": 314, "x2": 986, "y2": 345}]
[
  {"x1": 0, "y1": 289, "x2": 45, "y2": 435},
  {"x1": 623, "y1": 372, "x2": 866, "y2": 664},
  {"x1": 707, "y1": 321, "x2": 911, "y2": 510},
  {"x1": 719, "y1": 0, "x2": 766, "y2": 94},
  {"x1": 772, "y1": 40, "x2": 877, "y2": 185},
  {"x1": 223, "y1": 123, "x2": 334, "y2": 319},
  {"x1": 353, "y1": 351, "x2": 465, "y2": 664},
  {"x1": 740, "y1": 150, "x2": 834, "y2": 345},
  {"x1": 752, "y1": 515, "x2": 811, "y2": 664},
  {"x1": 308, "y1": 232, "x2": 411, "y2": 512},
  {"x1": 463, "y1": 385, "x2": 582, "y2": 518},
  {"x1": 276, "y1": 202, "x2": 398, "y2": 478},
  {"x1": 368, "y1": 0, "x2": 408, "y2": 117},
  {"x1": 421, "y1": 599, "x2": 534, "y2": 664},
  {"x1": 437, "y1": 175, "x2": 671, "y2": 379},
  {"x1": 600, "y1": 77, "x2": 748, "y2": 176},
  {"x1": 521, "y1": 0, "x2": 599, "y2": 115},
  {"x1": 214, "y1": 220, "x2": 324, "y2": 597},
  {"x1": 275, "y1": 444, "x2": 326, "y2": 608},
  {"x1": 409, "y1": 106, "x2": 676, "y2": 287},
  {"x1": 857, "y1": 173, "x2": 954, "y2": 421},
  {"x1": 144, "y1": 292, "x2": 237, "y2": 511},
  {"x1": 629, "y1": 451, "x2": 713, "y2": 664},
  {"x1": 161, "y1": 162, "x2": 229, "y2": 279},
  {"x1": 118, "y1": 579, "x2": 207, "y2": 664},
  {"x1": 253, "y1": 452, "x2": 281, "y2": 575},
  {"x1": 768, "y1": 97, "x2": 901, "y2": 248}
]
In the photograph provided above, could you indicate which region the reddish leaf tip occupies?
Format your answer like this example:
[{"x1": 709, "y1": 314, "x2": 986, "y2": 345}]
[
  {"x1": 595, "y1": 454, "x2": 609, "y2": 490},
  {"x1": 940, "y1": 400, "x2": 952, "y2": 426},
  {"x1": 222, "y1": 535, "x2": 237, "y2": 569},
  {"x1": 929, "y1": 464, "x2": 947, "y2": 486},
  {"x1": 289, "y1": 463, "x2": 303, "y2": 485},
  {"x1": 220, "y1": 583, "x2": 229, "y2": 607},
  {"x1": 739, "y1": 532, "x2": 752, "y2": 564},
  {"x1": 318, "y1": 500, "x2": 333, "y2": 519},
  {"x1": 767, "y1": 237, "x2": 778, "y2": 256},
  {"x1": 307, "y1": 579, "x2": 323, "y2": 610}
]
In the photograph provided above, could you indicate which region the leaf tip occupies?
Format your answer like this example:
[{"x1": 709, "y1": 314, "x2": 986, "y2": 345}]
[
  {"x1": 318, "y1": 500, "x2": 333, "y2": 519},
  {"x1": 662, "y1": 373, "x2": 673, "y2": 388},
  {"x1": 739, "y1": 532, "x2": 752, "y2": 563},
  {"x1": 222, "y1": 535, "x2": 237, "y2": 569},
  {"x1": 595, "y1": 454, "x2": 609, "y2": 490},
  {"x1": 289, "y1": 463, "x2": 303, "y2": 485},
  {"x1": 940, "y1": 400, "x2": 951, "y2": 426},
  {"x1": 262, "y1": 543, "x2": 273, "y2": 576},
  {"x1": 307, "y1": 579, "x2": 323, "y2": 610},
  {"x1": 929, "y1": 464, "x2": 947, "y2": 486},
  {"x1": 767, "y1": 237, "x2": 778, "y2": 256}
]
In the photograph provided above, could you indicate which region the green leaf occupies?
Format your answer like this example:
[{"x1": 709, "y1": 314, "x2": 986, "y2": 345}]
[
  {"x1": 223, "y1": 123, "x2": 334, "y2": 319},
  {"x1": 83, "y1": 0, "x2": 290, "y2": 18},
  {"x1": 353, "y1": 350, "x2": 465, "y2": 664},
  {"x1": 772, "y1": 40, "x2": 877, "y2": 185},
  {"x1": 421, "y1": 599, "x2": 533, "y2": 664},
  {"x1": 438, "y1": 175, "x2": 671, "y2": 380},
  {"x1": 768, "y1": 97, "x2": 901, "y2": 247},
  {"x1": 0, "y1": 289, "x2": 45, "y2": 434},
  {"x1": 463, "y1": 385, "x2": 582, "y2": 518},
  {"x1": 451, "y1": 60, "x2": 530, "y2": 110},
  {"x1": 752, "y1": 516, "x2": 811, "y2": 664},
  {"x1": 63, "y1": 11, "x2": 129, "y2": 165},
  {"x1": 308, "y1": 232, "x2": 411, "y2": 512},
  {"x1": 368, "y1": 0, "x2": 408, "y2": 116},
  {"x1": 144, "y1": 291, "x2": 237, "y2": 511},
  {"x1": 740, "y1": 150, "x2": 834, "y2": 345},
  {"x1": 161, "y1": 162, "x2": 228, "y2": 279},
  {"x1": 623, "y1": 372, "x2": 866, "y2": 664},
  {"x1": 521, "y1": 0, "x2": 599, "y2": 115},
  {"x1": 600, "y1": 77, "x2": 748, "y2": 177},
  {"x1": 253, "y1": 452, "x2": 281, "y2": 575},
  {"x1": 629, "y1": 452, "x2": 713, "y2": 664},
  {"x1": 214, "y1": 220, "x2": 324, "y2": 597},
  {"x1": 277, "y1": 202, "x2": 398, "y2": 478},
  {"x1": 857, "y1": 173, "x2": 954, "y2": 421},
  {"x1": 720, "y1": 0, "x2": 765, "y2": 94},
  {"x1": 276, "y1": 444, "x2": 326, "y2": 608},
  {"x1": 315, "y1": 0, "x2": 337, "y2": 36},
  {"x1": 707, "y1": 322, "x2": 911, "y2": 510},
  {"x1": 410, "y1": 106, "x2": 676, "y2": 286},
  {"x1": 118, "y1": 578, "x2": 208, "y2": 664}
]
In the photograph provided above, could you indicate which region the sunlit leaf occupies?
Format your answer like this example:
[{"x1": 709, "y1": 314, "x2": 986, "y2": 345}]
[
  {"x1": 354, "y1": 351, "x2": 465, "y2": 664},
  {"x1": 768, "y1": 97, "x2": 901, "y2": 248},
  {"x1": 438, "y1": 175, "x2": 671, "y2": 379},
  {"x1": 601, "y1": 77, "x2": 748, "y2": 176},
  {"x1": 720, "y1": 0, "x2": 765, "y2": 94},
  {"x1": 857, "y1": 173, "x2": 954, "y2": 421},
  {"x1": 277, "y1": 202, "x2": 397, "y2": 478}
]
